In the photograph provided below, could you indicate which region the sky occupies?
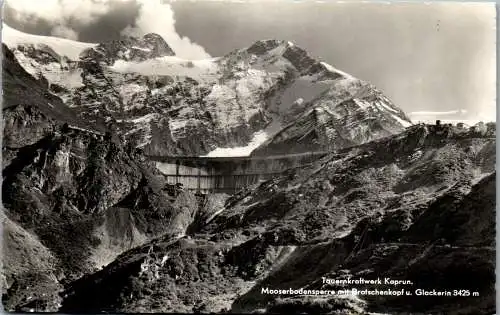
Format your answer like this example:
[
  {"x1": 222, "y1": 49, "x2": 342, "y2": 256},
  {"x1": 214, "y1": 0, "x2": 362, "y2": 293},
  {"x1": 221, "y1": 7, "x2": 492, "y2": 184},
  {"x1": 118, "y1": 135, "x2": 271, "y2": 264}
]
[{"x1": 2, "y1": 0, "x2": 497, "y2": 124}]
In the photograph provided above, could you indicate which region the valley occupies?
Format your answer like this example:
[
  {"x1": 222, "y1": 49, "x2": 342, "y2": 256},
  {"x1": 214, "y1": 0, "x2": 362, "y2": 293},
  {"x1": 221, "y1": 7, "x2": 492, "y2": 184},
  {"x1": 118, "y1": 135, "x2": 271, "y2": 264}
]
[{"x1": 0, "y1": 23, "x2": 496, "y2": 315}]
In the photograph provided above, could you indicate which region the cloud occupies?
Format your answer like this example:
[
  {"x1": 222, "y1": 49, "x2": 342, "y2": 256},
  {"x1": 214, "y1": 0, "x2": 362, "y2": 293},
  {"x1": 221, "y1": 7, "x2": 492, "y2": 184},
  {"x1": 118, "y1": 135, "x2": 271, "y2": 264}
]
[
  {"x1": 5, "y1": 0, "x2": 115, "y2": 40},
  {"x1": 121, "y1": 0, "x2": 211, "y2": 59}
]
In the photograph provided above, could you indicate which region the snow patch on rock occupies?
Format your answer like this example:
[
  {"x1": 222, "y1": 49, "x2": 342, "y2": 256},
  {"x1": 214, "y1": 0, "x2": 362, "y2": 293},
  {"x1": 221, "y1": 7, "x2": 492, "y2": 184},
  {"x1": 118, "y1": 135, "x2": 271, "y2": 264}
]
[
  {"x1": 203, "y1": 130, "x2": 270, "y2": 157},
  {"x1": 11, "y1": 50, "x2": 85, "y2": 89},
  {"x1": 353, "y1": 99, "x2": 372, "y2": 110},
  {"x1": 378, "y1": 101, "x2": 398, "y2": 113},
  {"x1": 117, "y1": 113, "x2": 160, "y2": 147}
]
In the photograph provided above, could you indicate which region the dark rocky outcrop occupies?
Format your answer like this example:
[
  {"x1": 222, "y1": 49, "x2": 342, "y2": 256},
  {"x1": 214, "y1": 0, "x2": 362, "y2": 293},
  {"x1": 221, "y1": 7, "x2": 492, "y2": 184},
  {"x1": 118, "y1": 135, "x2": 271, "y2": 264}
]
[
  {"x1": 1, "y1": 44, "x2": 203, "y2": 312},
  {"x1": 1, "y1": 125, "x2": 207, "y2": 311}
]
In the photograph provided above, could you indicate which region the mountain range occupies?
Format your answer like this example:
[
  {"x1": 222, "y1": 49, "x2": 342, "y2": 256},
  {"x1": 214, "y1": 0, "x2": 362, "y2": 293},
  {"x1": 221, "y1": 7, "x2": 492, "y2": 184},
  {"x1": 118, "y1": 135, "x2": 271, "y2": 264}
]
[
  {"x1": 1, "y1": 24, "x2": 495, "y2": 314},
  {"x1": 2, "y1": 24, "x2": 412, "y2": 156}
]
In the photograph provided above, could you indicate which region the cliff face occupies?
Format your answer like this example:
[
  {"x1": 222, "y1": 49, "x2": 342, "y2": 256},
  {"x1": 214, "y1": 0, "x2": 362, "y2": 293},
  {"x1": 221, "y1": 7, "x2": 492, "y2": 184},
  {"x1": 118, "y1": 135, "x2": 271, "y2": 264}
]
[
  {"x1": 251, "y1": 92, "x2": 411, "y2": 156},
  {"x1": 3, "y1": 25, "x2": 411, "y2": 156},
  {"x1": 79, "y1": 33, "x2": 175, "y2": 65}
]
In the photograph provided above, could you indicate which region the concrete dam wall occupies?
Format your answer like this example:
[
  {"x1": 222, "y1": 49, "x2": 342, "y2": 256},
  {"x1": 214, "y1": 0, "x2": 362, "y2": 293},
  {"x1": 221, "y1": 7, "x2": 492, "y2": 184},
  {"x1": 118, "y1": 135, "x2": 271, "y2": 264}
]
[{"x1": 149, "y1": 151, "x2": 329, "y2": 194}]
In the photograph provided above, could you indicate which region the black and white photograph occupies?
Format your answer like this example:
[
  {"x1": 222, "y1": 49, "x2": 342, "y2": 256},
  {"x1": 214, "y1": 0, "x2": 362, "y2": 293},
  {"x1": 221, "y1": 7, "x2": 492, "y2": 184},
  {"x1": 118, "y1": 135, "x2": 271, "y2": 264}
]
[{"x1": 0, "y1": 0, "x2": 497, "y2": 314}]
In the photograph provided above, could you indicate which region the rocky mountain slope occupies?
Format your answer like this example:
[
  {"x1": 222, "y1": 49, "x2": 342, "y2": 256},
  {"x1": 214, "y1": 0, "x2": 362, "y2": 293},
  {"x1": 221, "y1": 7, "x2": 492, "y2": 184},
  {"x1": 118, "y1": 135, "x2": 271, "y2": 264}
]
[
  {"x1": 251, "y1": 90, "x2": 411, "y2": 156},
  {"x1": 3, "y1": 24, "x2": 412, "y2": 156},
  {"x1": 1, "y1": 124, "x2": 204, "y2": 311},
  {"x1": 58, "y1": 125, "x2": 495, "y2": 314},
  {"x1": 2, "y1": 125, "x2": 225, "y2": 312}
]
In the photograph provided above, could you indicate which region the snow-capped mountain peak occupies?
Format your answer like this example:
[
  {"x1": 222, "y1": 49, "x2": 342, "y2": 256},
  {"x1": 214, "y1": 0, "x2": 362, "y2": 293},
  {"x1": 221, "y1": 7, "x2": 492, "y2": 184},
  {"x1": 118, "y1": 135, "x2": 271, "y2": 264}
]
[{"x1": 2, "y1": 23, "x2": 96, "y2": 60}]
